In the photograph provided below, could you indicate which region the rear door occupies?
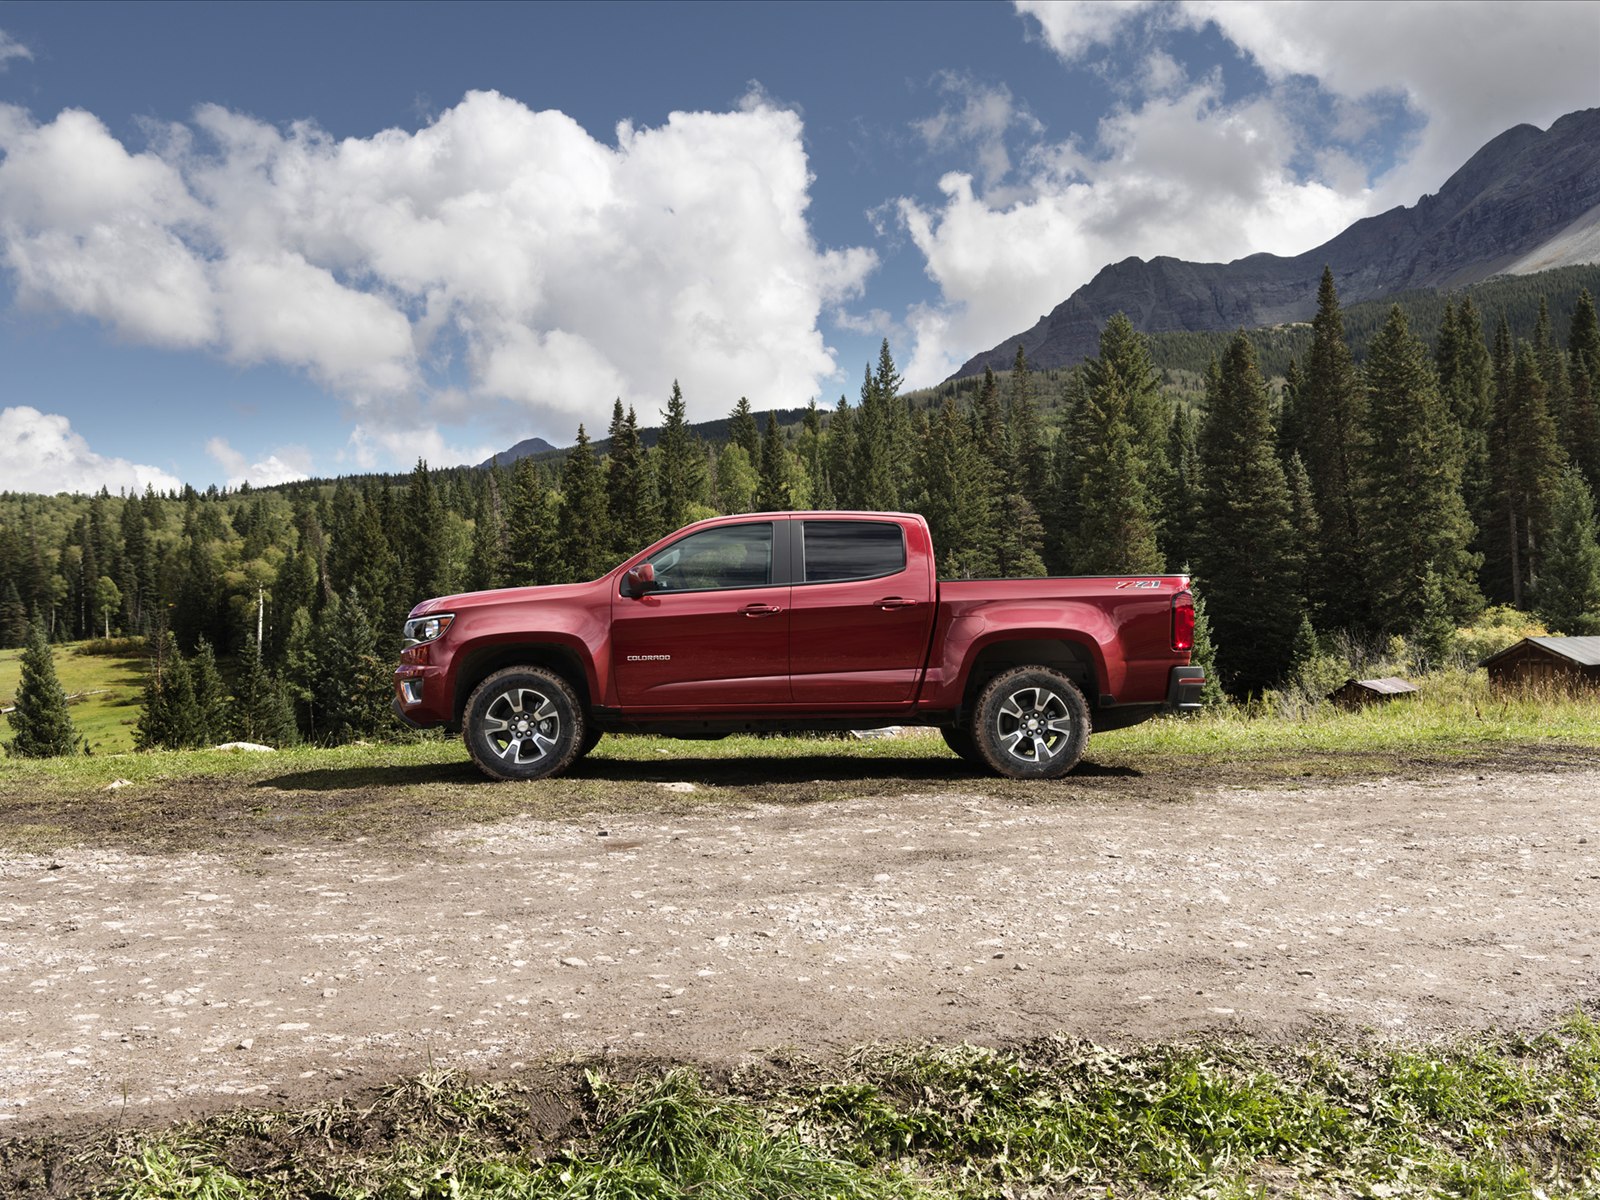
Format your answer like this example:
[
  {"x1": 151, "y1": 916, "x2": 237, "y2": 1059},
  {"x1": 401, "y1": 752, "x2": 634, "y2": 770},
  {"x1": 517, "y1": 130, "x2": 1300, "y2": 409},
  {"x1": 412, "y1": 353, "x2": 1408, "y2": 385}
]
[
  {"x1": 788, "y1": 518, "x2": 936, "y2": 705},
  {"x1": 612, "y1": 520, "x2": 792, "y2": 708}
]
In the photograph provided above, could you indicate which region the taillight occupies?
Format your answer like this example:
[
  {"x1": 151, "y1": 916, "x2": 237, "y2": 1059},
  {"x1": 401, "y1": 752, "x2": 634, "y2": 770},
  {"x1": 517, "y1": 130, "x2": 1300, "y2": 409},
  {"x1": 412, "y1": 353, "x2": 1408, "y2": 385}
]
[{"x1": 1172, "y1": 591, "x2": 1195, "y2": 652}]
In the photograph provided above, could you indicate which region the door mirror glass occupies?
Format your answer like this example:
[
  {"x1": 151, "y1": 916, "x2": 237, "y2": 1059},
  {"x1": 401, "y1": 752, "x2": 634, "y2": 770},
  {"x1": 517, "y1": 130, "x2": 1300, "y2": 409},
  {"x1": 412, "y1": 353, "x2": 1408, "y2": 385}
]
[{"x1": 623, "y1": 562, "x2": 656, "y2": 598}]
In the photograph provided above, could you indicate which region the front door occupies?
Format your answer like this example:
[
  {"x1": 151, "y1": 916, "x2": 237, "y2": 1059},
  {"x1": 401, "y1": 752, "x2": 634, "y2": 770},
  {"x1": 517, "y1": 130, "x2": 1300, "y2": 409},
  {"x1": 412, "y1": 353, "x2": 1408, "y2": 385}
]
[{"x1": 612, "y1": 520, "x2": 791, "y2": 708}]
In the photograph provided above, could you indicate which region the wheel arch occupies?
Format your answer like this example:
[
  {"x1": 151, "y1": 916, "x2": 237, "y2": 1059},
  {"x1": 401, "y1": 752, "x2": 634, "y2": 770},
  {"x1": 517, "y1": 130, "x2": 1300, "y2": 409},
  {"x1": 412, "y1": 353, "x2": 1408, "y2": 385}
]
[
  {"x1": 959, "y1": 636, "x2": 1099, "y2": 720},
  {"x1": 452, "y1": 640, "x2": 593, "y2": 726}
]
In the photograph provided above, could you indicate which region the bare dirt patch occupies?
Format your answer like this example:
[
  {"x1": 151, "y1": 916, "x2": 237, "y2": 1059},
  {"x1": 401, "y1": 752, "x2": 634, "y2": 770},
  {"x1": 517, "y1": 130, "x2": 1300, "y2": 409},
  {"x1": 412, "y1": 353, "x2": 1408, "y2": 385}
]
[{"x1": 2, "y1": 761, "x2": 1597, "y2": 1134}]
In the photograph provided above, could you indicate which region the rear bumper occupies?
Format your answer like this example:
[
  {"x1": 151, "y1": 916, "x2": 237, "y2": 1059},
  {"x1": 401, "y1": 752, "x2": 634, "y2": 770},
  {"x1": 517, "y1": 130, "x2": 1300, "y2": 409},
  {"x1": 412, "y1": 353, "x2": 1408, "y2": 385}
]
[{"x1": 1166, "y1": 665, "x2": 1207, "y2": 711}]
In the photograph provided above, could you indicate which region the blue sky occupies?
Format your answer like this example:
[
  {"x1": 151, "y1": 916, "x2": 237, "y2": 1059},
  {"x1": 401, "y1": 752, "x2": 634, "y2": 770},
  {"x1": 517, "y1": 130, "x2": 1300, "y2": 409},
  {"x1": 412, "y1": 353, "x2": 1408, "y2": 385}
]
[{"x1": 0, "y1": 0, "x2": 1595, "y2": 494}]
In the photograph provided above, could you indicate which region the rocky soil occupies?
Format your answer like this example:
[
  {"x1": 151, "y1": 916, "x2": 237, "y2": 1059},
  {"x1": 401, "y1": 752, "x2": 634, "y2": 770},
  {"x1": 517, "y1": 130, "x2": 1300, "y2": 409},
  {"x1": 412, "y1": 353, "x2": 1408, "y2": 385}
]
[{"x1": 2, "y1": 766, "x2": 1597, "y2": 1132}]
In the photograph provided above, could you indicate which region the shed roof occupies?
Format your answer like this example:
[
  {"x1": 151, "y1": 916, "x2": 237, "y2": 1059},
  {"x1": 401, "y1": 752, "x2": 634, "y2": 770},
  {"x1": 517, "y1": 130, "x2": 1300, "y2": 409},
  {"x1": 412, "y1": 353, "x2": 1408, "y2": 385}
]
[
  {"x1": 1338, "y1": 677, "x2": 1419, "y2": 695},
  {"x1": 1481, "y1": 636, "x2": 1600, "y2": 668}
]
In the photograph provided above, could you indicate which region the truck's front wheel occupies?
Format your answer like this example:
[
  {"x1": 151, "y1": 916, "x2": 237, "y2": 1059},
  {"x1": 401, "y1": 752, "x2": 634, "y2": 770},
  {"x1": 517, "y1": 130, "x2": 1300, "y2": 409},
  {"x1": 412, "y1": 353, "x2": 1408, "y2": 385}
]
[
  {"x1": 972, "y1": 666, "x2": 1090, "y2": 779},
  {"x1": 463, "y1": 667, "x2": 585, "y2": 782}
]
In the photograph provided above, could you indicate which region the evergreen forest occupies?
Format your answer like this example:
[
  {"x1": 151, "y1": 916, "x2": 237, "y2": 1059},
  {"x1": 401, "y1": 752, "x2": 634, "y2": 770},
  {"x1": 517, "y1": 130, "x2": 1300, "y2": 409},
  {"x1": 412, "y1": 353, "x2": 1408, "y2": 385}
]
[{"x1": 4, "y1": 267, "x2": 1600, "y2": 750}]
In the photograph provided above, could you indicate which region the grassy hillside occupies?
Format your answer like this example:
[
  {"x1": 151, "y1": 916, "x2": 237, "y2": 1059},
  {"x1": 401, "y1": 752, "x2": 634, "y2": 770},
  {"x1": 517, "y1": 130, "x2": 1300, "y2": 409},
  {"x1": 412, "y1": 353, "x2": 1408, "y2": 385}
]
[{"x1": 0, "y1": 637, "x2": 147, "y2": 754}]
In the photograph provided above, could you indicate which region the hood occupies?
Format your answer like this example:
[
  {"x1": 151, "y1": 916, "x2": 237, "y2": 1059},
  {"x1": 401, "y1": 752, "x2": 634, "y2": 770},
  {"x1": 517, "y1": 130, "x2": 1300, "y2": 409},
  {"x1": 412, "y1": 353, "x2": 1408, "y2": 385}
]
[{"x1": 409, "y1": 577, "x2": 606, "y2": 618}]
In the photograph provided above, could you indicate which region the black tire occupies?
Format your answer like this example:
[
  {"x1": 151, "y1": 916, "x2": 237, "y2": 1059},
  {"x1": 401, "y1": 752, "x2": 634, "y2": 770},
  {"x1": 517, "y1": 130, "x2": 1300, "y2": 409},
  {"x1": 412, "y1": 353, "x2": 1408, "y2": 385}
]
[
  {"x1": 463, "y1": 666, "x2": 585, "y2": 782},
  {"x1": 576, "y1": 728, "x2": 603, "y2": 759},
  {"x1": 940, "y1": 726, "x2": 984, "y2": 766},
  {"x1": 971, "y1": 666, "x2": 1091, "y2": 780}
]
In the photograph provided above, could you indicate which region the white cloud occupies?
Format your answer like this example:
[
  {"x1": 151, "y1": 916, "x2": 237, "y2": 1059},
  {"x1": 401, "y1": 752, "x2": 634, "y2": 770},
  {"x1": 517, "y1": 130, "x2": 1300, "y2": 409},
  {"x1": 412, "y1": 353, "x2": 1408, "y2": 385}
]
[
  {"x1": 1014, "y1": 1, "x2": 1154, "y2": 61},
  {"x1": 1180, "y1": 0, "x2": 1600, "y2": 208},
  {"x1": 899, "y1": 0, "x2": 1598, "y2": 383},
  {"x1": 0, "y1": 406, "x2": 183, "y2": 495},
  {"x1": 0, "y1": 30, "x2": 30, "y2": 70},
  {"x1": 0, "y1": 91, "x2": 876, "y2": 465},
  {"x1": 897, "y1": 79, "x2": 1372, "y2": 383},
  {"x1": 204, "y1": 437, "x2": 314, "y2": 489},
  {"x1": 914, "y1": 73, "x2": 1042, "y2": 192}
]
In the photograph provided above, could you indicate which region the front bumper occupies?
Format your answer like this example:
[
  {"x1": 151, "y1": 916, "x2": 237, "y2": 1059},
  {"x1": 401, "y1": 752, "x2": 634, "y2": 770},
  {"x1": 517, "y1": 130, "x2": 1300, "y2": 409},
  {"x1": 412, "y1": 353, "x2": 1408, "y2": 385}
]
[{"x1": 1166, "y1": 665, "x2": 1207, "y2": 711}]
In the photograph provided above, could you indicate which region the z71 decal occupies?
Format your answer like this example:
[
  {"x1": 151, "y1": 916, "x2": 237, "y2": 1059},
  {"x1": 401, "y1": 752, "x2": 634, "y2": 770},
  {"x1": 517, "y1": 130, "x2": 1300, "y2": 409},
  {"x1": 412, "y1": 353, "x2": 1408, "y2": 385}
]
[{"x1": 1114, "y1": 580, "x2": 1163, "y2": 590}]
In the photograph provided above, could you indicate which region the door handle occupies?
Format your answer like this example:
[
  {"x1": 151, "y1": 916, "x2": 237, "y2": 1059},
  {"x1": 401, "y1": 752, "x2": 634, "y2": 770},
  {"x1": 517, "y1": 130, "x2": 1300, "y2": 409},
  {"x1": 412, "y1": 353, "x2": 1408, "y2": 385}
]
[
  {"x1": 877, "y1": 597, "x2": 919, "y2": 609},
  {"x1": 742, "y1": 604, "x2": 783, "y2": 617}
]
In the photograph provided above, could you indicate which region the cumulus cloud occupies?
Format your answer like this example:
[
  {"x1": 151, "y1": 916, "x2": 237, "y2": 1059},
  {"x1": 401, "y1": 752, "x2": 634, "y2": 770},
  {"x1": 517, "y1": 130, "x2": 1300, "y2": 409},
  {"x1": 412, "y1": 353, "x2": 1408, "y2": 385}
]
[
  {"x1": 1014, "y1": 1, "x2": 1153, "y2": 61},
  {"x1": 0, "y1": 91, "x2": 876, "y2": 463},
  {"x1": 1178, "y1": 0, "x2": 1600, "y2": 207},
  {"x1": 895, "y1": 0, "x2": 1596, "y2": 383},
  {"x1": 204, "y1": 437, "x2": 314, "y2": 489},
  {"x1": 897, "y1": 79, "x2": 1371, "y2": 382},
  {"x1": 0, "y1": 407, "x2": 183, "y2": 495}
]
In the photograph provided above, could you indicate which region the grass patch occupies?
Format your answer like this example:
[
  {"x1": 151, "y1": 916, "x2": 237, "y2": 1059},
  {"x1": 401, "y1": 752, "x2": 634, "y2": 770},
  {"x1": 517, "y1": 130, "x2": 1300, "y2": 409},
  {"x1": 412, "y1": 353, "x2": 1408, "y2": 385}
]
[
  {"x1": 7, "y1": 1015, "x2": 1597, "y2": 1198},
  {"x1": 0, "y1": 639, "x2": 148, "y2": 755}
]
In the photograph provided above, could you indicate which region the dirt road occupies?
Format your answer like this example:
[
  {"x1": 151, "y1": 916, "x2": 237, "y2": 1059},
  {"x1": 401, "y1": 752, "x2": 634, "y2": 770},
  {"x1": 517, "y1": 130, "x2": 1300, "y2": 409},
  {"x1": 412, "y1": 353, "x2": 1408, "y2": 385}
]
[{"x1": 2, "y1": 766, "x2": 1597, "y2": 1129}]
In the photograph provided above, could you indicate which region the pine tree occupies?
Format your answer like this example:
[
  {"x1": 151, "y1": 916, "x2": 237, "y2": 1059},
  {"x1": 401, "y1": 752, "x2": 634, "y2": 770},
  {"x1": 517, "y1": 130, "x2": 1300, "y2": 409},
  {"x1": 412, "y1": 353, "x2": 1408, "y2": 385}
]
[
  {"x1": 728, "y1": 397, "x2": 761, "y2": 464},
  {"x1": 825, "y1": 395, "x2": 857, "y2": 508},
  {"x1": 1085, "y1": 314, "x2": 1172, "y2": 534},
  {"x1": 795, "y1": 400, "x2": 830, "y2": 509},
  {"x1": 1277, "y1": 356, "x2": 1305, "y2": 462},
  {"x1": 755, "y1": 411, "x2": 792, "y2": 512},
  {"x1": 1535, "y1": 464, "x2": 1600, "y2": 635},
  {"x1": 136, "y1": 631, "x2": 201, "y2": 750},
  {"x1": 0, "y1": 581, "x2": 27, "y2": 649},
  {"x1": 1187, "y1": 583, "x2": 1226, "y2": 707},
  {"x1": 1413, "y1": 569, "x2": 1458, "y2": 671},
  {"x1": 1567, "y1": 356, "x2": 1600, "y2": 497},
  {"x1": 1569, "y1": 287, "x2": 1600, "y2": 381},
  {"x1": 1072, "y1": 363, "x2": 1162, "y2": 574},
  {"x1": 304, "y1": 591, "x2": 389, "y2": 745},
  {"x1": 1436, "y1": 295, "x2": 1495, "y2": 571},
  {"x1": 504, "y1": 458, "x2": 562, "y2": 586},
  {"x1": 231, "y1": 634, "x2": 298, "y2": 746},
  {"x1": 1195, "y1": 335, "x2": 1304, "y2": 695},
  {"x1": 1490, "y1": 342, "x2": 1563, "y2": 605},
  {"x1": 1284, "y1": 451, "x2": 1321, "y2": 608},
  {"x1": 558, "y1": 425, "x2": 613, "y2": 581},
  {"x1": 915, "y1": 397, "x2": 996, "y2": 578},
  {"x1": 855, "y1": 355, "x2": 898, "y2": 510},
  {"x1": 1298, "y1": 267, "x2": 1368, "y2": 631},
  {"x1": 606, "y1": 401, "x2": 659, "y2": 554},
  {"x1": 189, "y1": 638, "x2": 227, "y2": 747},
  {"x1": 657, "y1": 381, "x2": 708, "y2": 529},
  {"x1": 1535, "y1": 297, "x2": 1571, "y2": 448},
  {"x1": 1358, "y1": 306, "x2": 1483, "y2": 633},
  {"x1": 1159, "y1": 404, "x2": 1204, "y2": 574},
  {"x1": 401, "y1": 458, "x2": 448, "y2": 602},
  {"x1": 5, "y1": 619, "x2": 79, "y2": 757},
  {"x1": 1007, "y1": 345, "x2": 1051, "y2": 509},
  {"x1": 466, "y1": 474, "x2": 507, "y2": 592}
]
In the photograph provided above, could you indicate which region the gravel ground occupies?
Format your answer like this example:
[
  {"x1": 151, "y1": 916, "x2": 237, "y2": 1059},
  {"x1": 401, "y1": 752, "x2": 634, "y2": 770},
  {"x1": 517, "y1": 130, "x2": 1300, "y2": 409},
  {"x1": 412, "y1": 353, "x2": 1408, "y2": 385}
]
[{"x1": 2, "y1": 766, "x2": 1597, "y2": 1131}]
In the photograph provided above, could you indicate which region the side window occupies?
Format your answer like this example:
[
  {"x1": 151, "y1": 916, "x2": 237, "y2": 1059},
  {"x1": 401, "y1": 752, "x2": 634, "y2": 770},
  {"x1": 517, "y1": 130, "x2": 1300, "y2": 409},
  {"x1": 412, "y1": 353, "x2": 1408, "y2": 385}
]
[
  {"x1": 802, "y1": 521, "x2": 906, "y2": 583},
  {"x1": 641, "y1": 523, "x2": 774, "y2": 592}
]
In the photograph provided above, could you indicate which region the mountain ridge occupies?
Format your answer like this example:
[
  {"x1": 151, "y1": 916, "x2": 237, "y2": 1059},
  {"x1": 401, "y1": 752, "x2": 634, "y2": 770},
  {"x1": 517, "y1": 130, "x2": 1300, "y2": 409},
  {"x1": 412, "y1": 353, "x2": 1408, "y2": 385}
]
[{"x1": 951, "y1": 107, "x2": 1600, "y2": 379}]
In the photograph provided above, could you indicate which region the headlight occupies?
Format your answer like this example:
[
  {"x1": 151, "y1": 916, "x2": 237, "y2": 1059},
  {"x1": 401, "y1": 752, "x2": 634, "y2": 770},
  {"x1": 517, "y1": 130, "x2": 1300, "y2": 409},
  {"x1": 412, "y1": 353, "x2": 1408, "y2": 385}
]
[{"x1": 403, "y1": 613, "x2": 455, "y2": 646}]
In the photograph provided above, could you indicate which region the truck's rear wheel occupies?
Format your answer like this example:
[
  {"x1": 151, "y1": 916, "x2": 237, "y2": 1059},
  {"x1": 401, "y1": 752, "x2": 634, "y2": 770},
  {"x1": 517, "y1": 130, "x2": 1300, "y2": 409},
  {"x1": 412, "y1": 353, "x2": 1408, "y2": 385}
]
[
  {"x1": 464, "y1": 667, "x2": 585, "y2": 782},
  {"x1": 972, "y1": 666, "x2": 1090, "y2": 779}
]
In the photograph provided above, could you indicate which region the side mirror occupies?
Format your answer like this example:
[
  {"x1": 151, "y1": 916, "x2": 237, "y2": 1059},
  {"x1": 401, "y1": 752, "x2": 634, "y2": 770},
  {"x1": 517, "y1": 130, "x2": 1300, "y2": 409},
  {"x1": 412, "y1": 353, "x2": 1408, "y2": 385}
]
[{"x1": 623, "y1": 562, "x2": 656, "y2": 598}]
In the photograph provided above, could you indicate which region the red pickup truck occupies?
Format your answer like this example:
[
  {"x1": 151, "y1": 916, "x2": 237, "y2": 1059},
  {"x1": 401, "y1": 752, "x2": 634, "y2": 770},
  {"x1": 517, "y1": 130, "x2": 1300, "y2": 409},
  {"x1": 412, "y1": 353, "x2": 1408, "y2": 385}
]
[{"x1": 394, "y1": 511, "x2": 1203, "y2": 781}]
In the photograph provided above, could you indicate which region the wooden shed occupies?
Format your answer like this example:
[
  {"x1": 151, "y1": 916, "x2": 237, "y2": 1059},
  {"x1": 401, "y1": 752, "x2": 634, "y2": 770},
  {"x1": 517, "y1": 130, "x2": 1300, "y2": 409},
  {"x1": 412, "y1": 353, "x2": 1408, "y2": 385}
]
[
  {"x1": 1327, "y1": 676, "x2": 1419, "y2": 709},
  {"x1": 1480, "y1": 636, "x2": 1600, "y2": 692}
]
